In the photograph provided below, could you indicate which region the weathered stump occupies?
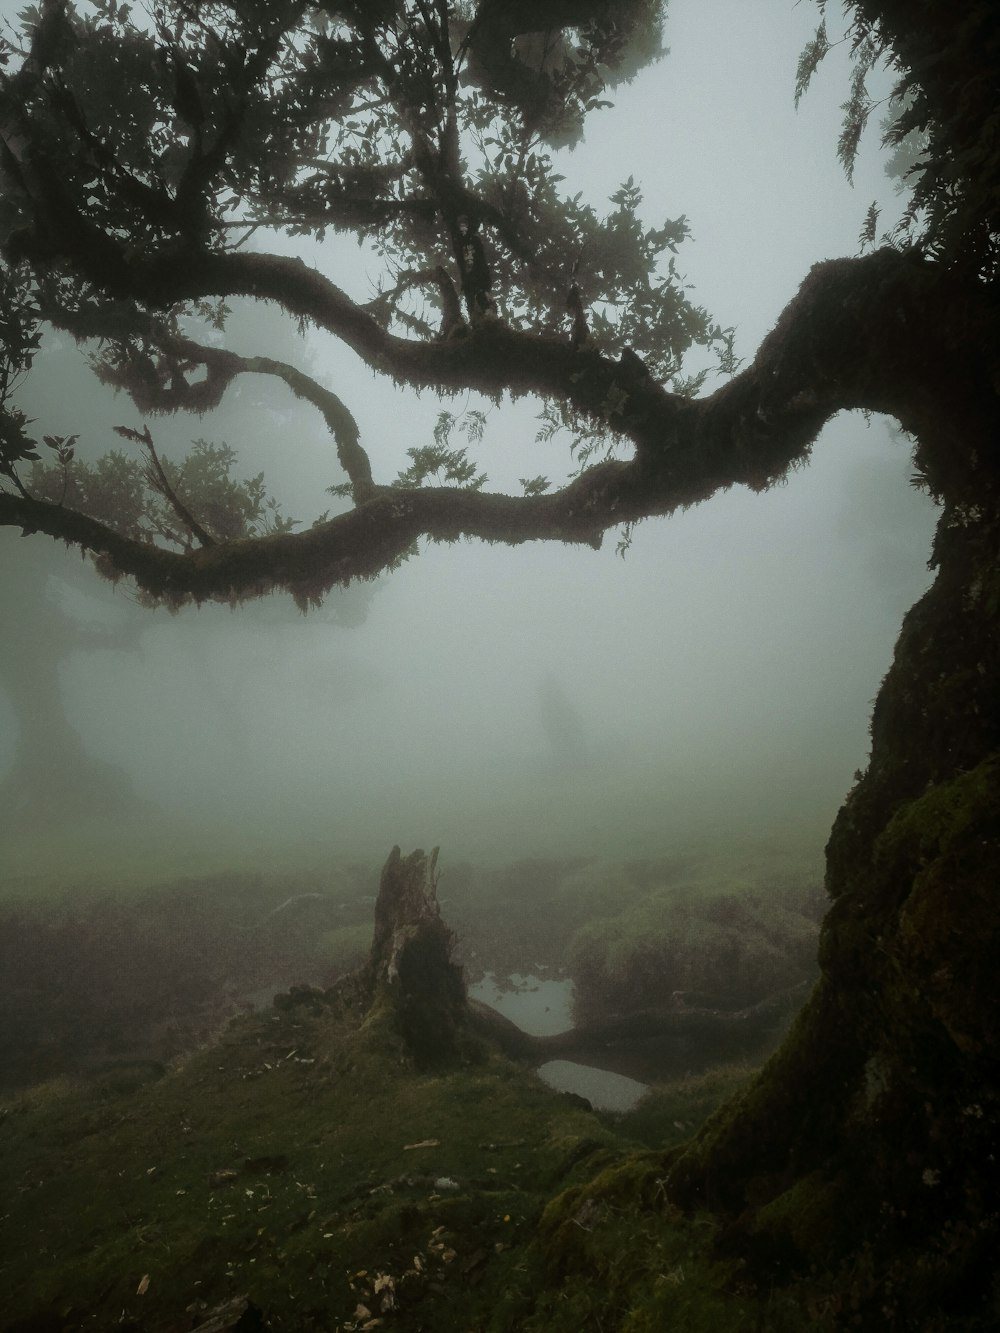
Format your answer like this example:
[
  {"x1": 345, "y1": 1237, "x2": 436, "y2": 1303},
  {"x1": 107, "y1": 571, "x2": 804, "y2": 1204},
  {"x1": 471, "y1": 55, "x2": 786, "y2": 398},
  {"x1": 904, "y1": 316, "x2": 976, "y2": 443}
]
[{"x1": 364, "y1": 846, "x2": 467, "y2": 1067}]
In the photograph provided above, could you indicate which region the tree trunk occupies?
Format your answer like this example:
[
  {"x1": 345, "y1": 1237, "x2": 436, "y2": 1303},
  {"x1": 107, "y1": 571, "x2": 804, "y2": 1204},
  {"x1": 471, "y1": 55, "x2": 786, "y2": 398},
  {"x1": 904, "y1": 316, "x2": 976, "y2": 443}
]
[
  {"x1": 666, "y1": 470, "x2": 1000, "y2": 1316},
  {"x1": 363, "y1": 846, "x2": 468, "y2": 1067},
  {"x1": 0, "y1": 536, "x2": 143, "y2": 834}
]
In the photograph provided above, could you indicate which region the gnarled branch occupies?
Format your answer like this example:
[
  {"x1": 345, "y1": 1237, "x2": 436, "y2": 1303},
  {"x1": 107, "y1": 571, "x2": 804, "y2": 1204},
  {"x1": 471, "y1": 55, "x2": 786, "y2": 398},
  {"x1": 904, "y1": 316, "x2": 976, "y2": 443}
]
[{"x1": 1, "y1": 250, "x2": 993, "y2": 608}]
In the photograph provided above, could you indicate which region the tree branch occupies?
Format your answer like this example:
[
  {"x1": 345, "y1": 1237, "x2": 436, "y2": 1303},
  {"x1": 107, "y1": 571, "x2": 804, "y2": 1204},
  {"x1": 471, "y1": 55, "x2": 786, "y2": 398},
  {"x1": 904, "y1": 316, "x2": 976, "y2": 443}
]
[
  {"x1": 240, "y1": 354, "x2": 376, "y2": 501},
  {"x1": 2, "y1": 250, "x2": 992, "y2": 608},
  {"x1": 0, "y1": 462, "x2": 635, "y2": 609},
  {"x1": 114, "y1": 423, "x2": 216, "y2": 548},
  {"x1": 42, "y1": 302, "x2": 377, "y2": 502},
  {"x1": 124, "y1": 246, "x2": 993, "y2": 482}
]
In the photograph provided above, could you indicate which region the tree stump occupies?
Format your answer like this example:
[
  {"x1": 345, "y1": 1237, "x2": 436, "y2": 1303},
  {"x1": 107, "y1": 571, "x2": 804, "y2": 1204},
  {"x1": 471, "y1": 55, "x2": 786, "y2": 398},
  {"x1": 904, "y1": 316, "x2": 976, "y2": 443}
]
[{"x1": 364, "y1": 846, "x2": 467, "y2": 1067}]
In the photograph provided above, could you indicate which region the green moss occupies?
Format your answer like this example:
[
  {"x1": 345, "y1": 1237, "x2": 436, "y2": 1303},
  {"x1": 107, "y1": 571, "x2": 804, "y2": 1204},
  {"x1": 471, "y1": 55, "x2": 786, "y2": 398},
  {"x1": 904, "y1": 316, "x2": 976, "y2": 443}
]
[
  {"x1": 872, "y1": 756, "x2": 1000, "y2": 1059},
  {"x1": 617, "y1": 1064, "x2": 757, "y2": 1149},
  {"x1": 567, "y1": 871, "x2": 820, "y2": 1019},
  {"x1": 666, "y1": 979, "x2": 863, "y2": 1216},
  {"x1": 875, "y1": 753, "x2": 1000, "y2": 872},
  {"x1": 0, "y1": 972, "x2": 839, "y2": 1332},
  {"x1": 0, "y1": 983, "x2": 624, "y2": 1332},
  {"x1": 528, "y1": 1156, "x2": 819, "y2": 1332},
  {"x1": 750, "y1": 1171, "x2": 849, "y2": 1261}
]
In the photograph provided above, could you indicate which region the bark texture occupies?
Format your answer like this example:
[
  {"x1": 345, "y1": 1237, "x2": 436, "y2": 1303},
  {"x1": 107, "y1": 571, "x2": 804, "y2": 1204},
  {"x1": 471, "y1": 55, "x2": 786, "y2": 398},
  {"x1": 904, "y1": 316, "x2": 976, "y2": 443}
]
[
  {"x1": 364, "y1": 846, "x2": 468, "y2": 1068},
  {"x1": 665, "y1": 432, "x2": 1000, "y2": 1320}
]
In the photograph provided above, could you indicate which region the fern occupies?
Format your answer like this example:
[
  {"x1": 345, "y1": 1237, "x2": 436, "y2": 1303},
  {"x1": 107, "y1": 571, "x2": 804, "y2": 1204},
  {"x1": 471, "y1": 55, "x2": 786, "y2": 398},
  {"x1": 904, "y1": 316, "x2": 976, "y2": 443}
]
[
  {"x1": 837, "y1": 64, "x2": 873, "y2": 183},
  {"x1": 616, "y1": 521, "x2": 637, "y2": 559},
  {"x1": 858, "y1": 201, "x2": 881, "y2": 252},
  {"x1": 519, "y1": 475, "x2": 550, "y2": 497},
  {"x1": 794, "y1": 22, "x2": 829, "y2": 109},
  {"x1": 393, "y1": 443, "x2": 486, "y2": 490}
]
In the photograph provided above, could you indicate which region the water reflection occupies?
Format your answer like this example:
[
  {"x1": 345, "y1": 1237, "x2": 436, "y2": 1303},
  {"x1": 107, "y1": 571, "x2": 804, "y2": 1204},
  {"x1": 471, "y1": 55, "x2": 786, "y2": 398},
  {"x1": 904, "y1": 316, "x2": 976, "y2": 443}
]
[
  {"x1": 537, "y1": 1059, "x2": 648, "y2": 1113},
  {"x1": 469, "y1": 972, "x2": 650, "y2": 1111},
  {"x1": 468, "y1": 972, "x2": 574, "y2": 1036}
]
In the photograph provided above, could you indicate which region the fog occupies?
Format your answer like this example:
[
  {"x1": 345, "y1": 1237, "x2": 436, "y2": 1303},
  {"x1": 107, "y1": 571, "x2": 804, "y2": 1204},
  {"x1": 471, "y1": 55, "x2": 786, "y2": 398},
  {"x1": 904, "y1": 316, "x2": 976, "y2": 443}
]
[{"x1": 0, "y1": 0, "x2": 939, "y2": 884}]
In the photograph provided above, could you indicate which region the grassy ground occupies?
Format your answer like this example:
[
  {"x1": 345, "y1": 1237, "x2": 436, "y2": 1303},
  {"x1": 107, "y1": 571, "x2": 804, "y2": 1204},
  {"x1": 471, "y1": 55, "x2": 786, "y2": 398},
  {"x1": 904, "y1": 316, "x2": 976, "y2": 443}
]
[
  {"x1": 5, "y1": 1001, "x2": 618, "y2": 1329},
  {"x1": 0, "y1": 977, "x2": 826, "y2": 1332},
  {"x1": 0, "y1": 842, "x2": 832, "y2": 1329},
  {"x1": 0, "y1": 980, "x2": 603, "y2": 1331}
]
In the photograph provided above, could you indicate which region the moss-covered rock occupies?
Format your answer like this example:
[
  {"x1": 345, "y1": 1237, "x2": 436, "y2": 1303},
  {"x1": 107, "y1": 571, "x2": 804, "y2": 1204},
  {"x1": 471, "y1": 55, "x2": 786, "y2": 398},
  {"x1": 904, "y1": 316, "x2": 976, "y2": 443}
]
[{"x1": 567, "y1": 878, "x2": 820, "y2": 1021}]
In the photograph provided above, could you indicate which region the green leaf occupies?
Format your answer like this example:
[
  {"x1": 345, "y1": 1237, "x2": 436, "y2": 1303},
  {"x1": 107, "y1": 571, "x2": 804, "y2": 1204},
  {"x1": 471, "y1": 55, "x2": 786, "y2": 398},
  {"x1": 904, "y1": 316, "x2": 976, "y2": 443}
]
[{"x1": 519, "y1": 475, "x2": 550, "y2": 497}]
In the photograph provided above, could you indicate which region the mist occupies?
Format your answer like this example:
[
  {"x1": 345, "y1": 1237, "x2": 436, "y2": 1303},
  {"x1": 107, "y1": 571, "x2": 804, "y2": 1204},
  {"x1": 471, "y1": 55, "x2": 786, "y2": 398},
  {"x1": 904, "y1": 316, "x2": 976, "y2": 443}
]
[{"x1": 0, "y1": 0, "x2": 939, "y2": 885}]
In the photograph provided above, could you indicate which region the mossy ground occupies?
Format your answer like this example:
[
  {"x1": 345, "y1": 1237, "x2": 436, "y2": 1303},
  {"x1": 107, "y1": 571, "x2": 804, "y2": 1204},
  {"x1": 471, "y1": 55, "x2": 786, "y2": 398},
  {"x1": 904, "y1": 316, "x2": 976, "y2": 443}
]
[
  {"x1": 0, "y1": 981, "x2": 818, "y2": 1332},
  {"x1": 0, "y1": 982, "x2": 599, "y2": 1331},
  {"x1": 7, "y1": 802, "x2": 993, "y2": 1329}
]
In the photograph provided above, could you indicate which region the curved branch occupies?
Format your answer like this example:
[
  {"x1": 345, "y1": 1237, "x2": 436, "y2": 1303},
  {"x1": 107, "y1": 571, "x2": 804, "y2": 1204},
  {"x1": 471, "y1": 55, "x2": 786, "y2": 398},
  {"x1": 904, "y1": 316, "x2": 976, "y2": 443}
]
[
  {"x1": 41, "y1": 302, "x2": 377, "y2": 501},
  {"x1": 240, "y1": 354, "x2": 376, "y2": 501},
  {"x1": 0, "y1": 462, "x2": 640, "y2": 608},
  {"x1": 2, "y1": 249, "x2": 993, "y2": 608},
  {"x1": 131, "y1": 246, "x2": 994, "y2": 483},
  {"x1": 131, "y1": 246, "x2": 691, "y2": 437}
]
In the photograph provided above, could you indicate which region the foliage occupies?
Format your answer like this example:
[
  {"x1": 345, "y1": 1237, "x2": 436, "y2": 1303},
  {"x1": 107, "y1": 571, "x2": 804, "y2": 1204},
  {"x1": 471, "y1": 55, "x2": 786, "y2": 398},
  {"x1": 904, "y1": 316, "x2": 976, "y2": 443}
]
[
  {"x1": 0, "y1": 1, "x2": 991, "y2": 611},
  {"x1": 801, "y1": 1, "x2": 1000, "y2": 274},
  {"x1": 0, "y1": 5, "x2": 998, "y2": 1324},
  {"x1": 857, "y1": 200, "x2": 881, "y2": 252},
  {"x1": 0, "y1": 0, "x2": 738, "y2": 604},
  {"x1": 0, "y1": 261, "x2": 41, "y2": 487},
  {"x1": 28, "y1": 434, "x2": 294, "y2": 550},
  {"x1": 394, "y1": 409, "x2": 488, "y2": 490}
]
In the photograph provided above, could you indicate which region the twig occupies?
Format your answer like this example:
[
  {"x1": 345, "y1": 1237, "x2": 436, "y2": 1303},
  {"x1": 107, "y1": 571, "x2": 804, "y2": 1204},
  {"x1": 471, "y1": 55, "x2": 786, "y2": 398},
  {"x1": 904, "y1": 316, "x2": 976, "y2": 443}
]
[{"x1": 114, "y1": 423, "x2": 216, "y2": 547}]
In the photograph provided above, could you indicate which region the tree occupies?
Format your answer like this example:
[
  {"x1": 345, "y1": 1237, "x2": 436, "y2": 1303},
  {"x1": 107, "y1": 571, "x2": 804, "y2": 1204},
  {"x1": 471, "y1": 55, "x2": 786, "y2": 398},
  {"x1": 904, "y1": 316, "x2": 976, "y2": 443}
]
[
  {"x1": 0, "y1": 0, "x2": 996, "y2": 1320},
  {"x1": 0, "y1": 302, "x2": 377, "y2": 831},
  {"x1": 0, "y1": 529, "x2": 146, "y2": 830}
]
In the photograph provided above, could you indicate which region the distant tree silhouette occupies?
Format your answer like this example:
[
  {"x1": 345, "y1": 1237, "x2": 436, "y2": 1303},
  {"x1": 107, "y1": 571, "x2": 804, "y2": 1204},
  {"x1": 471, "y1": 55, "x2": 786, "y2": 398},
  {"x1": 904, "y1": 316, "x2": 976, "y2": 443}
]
[{"x1": 537, "y1": 675, "x2": 588, "y2": 768}]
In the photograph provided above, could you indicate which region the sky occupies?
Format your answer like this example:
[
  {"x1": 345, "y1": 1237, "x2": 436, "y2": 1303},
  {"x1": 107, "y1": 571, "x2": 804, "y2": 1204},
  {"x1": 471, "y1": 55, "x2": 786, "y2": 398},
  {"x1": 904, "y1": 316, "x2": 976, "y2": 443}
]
[{"x1": 0, "y1": 1, "x2": 940, "y2": 879}]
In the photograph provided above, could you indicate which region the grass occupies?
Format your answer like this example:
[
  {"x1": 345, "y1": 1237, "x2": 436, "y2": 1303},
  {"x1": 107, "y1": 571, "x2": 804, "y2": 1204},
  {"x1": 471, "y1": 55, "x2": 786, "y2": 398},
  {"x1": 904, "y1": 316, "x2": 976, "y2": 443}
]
[
  {"x1": 0, "y1": 975, "x2": 829, "y2": 1332},
  {"x1": 0, "y1": 983, "x2": 622, "y2": 1331},
  {"x1": 613, "y1": 1063, "x2": 759, "y2": 1149},
  {"x1": 0, "y1": 842, "x2": 833, "y2": 1330}
]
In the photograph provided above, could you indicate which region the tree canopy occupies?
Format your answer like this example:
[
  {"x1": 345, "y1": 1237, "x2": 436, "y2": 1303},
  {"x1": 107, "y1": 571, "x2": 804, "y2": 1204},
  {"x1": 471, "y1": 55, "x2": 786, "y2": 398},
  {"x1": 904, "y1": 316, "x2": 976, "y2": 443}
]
[{"x1": 0, "y1": 0, "x2": 991, "y2": 611}]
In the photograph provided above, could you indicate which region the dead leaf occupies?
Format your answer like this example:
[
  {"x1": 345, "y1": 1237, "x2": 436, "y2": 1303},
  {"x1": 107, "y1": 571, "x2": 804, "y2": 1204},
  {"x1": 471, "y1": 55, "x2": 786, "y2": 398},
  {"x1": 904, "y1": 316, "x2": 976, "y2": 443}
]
[
  {"x1": 402, "y1": 1139, "x2": 440, "y2": 1151},
  {"x1": 136, "y1": 1274, "x2": 150, "y2": 1296}
]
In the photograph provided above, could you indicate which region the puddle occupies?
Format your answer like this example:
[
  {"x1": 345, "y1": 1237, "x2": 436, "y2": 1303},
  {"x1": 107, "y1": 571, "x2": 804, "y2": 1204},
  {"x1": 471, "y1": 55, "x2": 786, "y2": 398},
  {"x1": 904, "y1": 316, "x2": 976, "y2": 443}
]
[
  {"x1": 468, "y1": 972, "x2": 574, "y2": 1036},
  {"x1": 537, "y1": 1059, "x2": 649, "y2": 1113},
  {"x1": 470, "y1": 972, "x2": 650, "y2": 1111}
]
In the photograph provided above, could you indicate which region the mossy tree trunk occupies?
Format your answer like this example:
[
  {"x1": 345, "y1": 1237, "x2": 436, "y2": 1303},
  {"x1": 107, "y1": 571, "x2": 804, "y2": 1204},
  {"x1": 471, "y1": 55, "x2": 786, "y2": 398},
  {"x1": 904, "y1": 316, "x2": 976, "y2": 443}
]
[{"x1": 666, "y1": 411, "x2": 1000, "y2": 1314}]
